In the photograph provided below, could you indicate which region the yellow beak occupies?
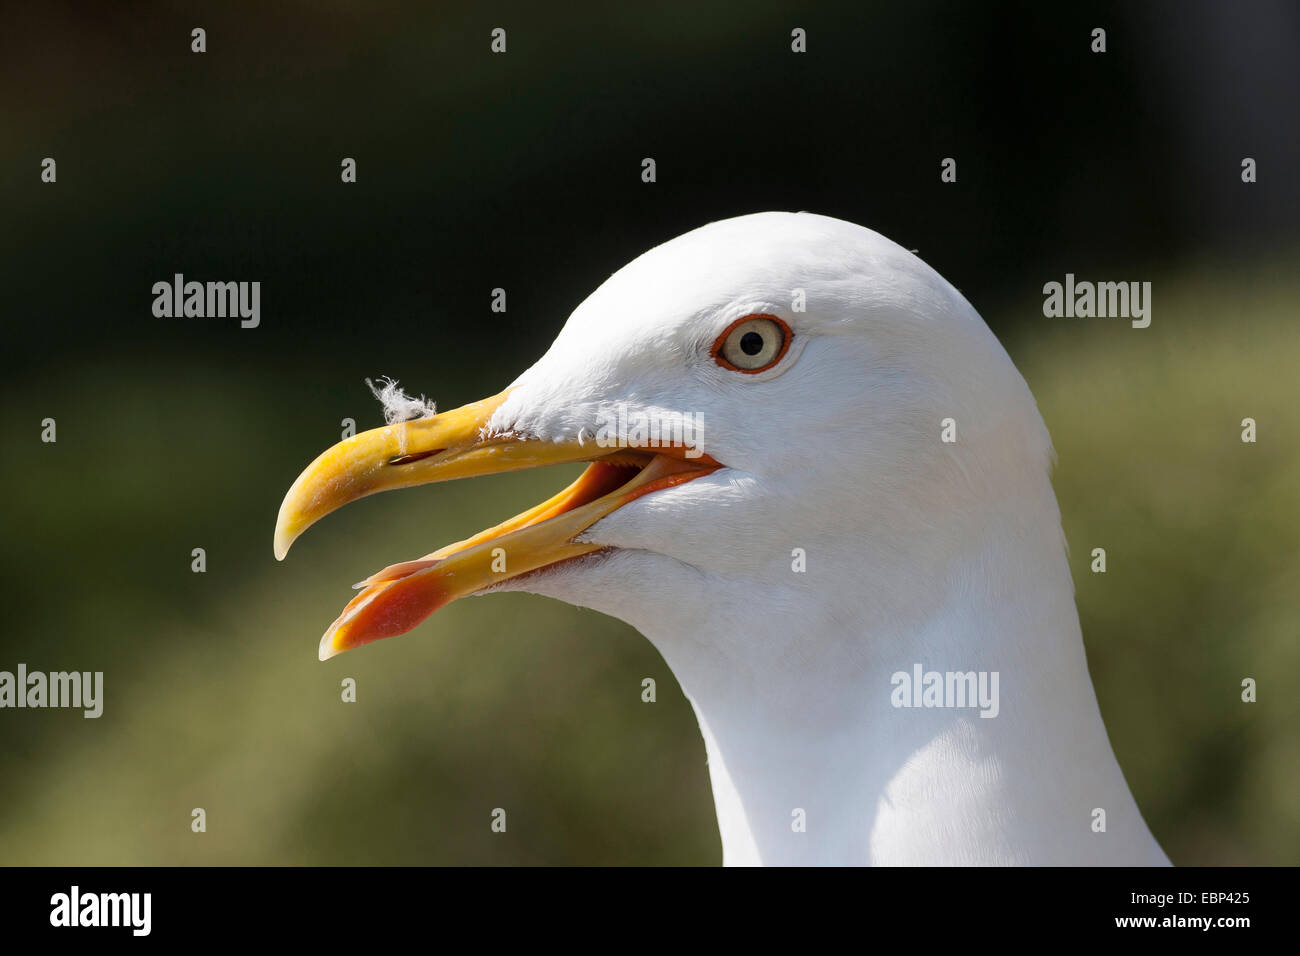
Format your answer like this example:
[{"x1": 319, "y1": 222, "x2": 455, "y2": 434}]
[{"x1": 274, "y1": 389, "x2": 719, "y2": 660}]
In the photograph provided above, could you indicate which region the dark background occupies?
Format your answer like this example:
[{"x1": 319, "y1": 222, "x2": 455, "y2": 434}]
[{"x1": 1, "y1": 0, "x2": 1297, "y2": 864}]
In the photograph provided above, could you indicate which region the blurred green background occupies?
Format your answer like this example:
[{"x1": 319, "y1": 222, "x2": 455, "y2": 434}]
[{"x1": 1, "y1": 1, "x2": 1296, "y2": 864}]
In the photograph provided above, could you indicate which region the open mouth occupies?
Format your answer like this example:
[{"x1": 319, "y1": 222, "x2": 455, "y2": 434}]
[{"x1": 274, "y1": 391, "x2": 720, "y2": 660}]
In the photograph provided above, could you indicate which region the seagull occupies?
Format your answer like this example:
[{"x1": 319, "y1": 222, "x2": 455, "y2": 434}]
[{"x1": 274, "y1": 212, "x2": 1170, "y2": 866}]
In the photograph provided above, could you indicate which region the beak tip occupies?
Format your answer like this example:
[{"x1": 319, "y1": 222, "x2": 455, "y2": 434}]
[
  {"x1": 273, "y1": 511, "x2": 299, "y2": 561},
  {"x1": 318, "y1": 637, "x2": 342, "y2": 662}
]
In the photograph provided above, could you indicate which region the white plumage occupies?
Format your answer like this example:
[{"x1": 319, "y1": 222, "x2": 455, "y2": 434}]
[{"x1": 481, "y1": 212, "x2": 1169, "y2": 865}]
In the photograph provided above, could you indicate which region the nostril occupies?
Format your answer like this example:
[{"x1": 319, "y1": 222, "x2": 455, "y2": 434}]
[{"x1": 387, "y1": 449, "x2": 445, "y2": 466}]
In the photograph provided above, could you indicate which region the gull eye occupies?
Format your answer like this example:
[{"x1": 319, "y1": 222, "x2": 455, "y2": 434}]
[{"x1": 712, "y1": 314, "x2": 792, "y2": 373}]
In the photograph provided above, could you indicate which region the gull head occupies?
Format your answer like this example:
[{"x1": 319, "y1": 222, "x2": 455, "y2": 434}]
[{"x1": 274, "y1": 211, "x2": 1052, "y2": 666}]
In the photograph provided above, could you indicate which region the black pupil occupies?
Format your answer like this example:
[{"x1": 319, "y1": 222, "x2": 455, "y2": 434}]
[{"x1": 739, "y1": 331, "x2": 765, "y2": 356}]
